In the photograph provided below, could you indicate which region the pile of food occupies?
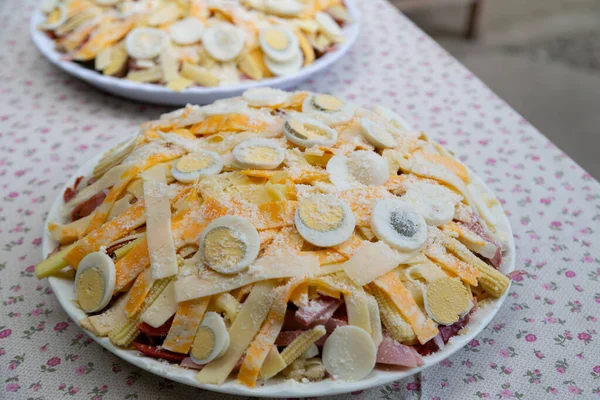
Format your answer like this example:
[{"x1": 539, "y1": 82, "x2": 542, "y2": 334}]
[
  {"x1": 38, "y1": 0, "x2": 351, "y2": 90},
  {"x1": 36, "y1": 88, "x2": 510, "y2": 387}
]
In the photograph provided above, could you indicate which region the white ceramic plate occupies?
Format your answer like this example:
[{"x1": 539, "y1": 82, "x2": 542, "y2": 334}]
[
  {"x1": 43, "y1": 138, "x2": 515, "y2": 398},
  {"x1": 30, "y1": 2, "x2": 360, "y2": 106}
]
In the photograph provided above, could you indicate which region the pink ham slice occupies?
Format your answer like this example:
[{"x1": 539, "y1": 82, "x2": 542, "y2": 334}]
[
  {"x1": 458, "y1": 220, "x2": 503, "y2": 269},
  {"x1": 276, "y1": 318, "x2": 348, "y2": 347},
  {"x1": 180, "y1": 357, "x2": 204, "y2": 370},
  {"x1": 377, "y1": 337, "x2": 424, "y2": 367},
  {"x1": 295, "y1": 297, "x2": 342, "y2": 327}
]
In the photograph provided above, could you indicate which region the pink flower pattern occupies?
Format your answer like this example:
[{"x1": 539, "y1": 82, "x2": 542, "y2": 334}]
[{"x1": 1, "y1": 0, "x2": 599, "y2": 398}]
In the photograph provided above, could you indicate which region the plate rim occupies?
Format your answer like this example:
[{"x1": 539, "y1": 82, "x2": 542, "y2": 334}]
[
  {"x1": 43, "y1": 135, "x2": 515, "y2": 398},
  {"x1": 29, "y1": 1, "x2": 361, "y2": 104}
]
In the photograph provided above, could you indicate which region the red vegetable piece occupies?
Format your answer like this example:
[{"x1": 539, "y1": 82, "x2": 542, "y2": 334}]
[
  {"x1": 71, "y1": 190, "x2": 107, "y2": 221},
  {"x1": 137, "y1": 316, "x2": 174, "y2": 337},
  {"x1": 132, "y1": 342, "x2": 187, "y2": 363}
]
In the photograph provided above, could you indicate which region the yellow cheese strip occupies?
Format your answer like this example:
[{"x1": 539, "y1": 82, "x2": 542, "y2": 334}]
[
  {"x1": 64, "y1": 200, "x2": 146, "y2": 268},
  {"x1": 239, "y1": 279, "x2": 306, "y2": 387},
  {"x1": 73, "y1": 15, "x2": 139, "y2": 60},
  {"x1": 373, "y1": 271, "x2": 439, "y2": 344},
  {"x1": 190, "y1": 114, "x2": 266, "y2": 135},
  {"x1": 424, "y1": 231, "x2": 480, "y2": 286},
  {"x1": 197, "y1": 281, "x2": 277, "y2": 385},
  {"x1": 366, "y1": 294, "x2": 383, "y2": 346},
  {"x1": 175, "y1": 251, "x2": 320, "y2": 302},
  {"x1": 48, "y1": 215, "x2": 93, "y2": 244},
  {"x1": 289, "y1": 282, "x2": 309, "y2": 307},
  {"x1": 313, "y1": 248, "x2": 348, "y2": 265},
  {"x1": 318, "y1": 263, "x2": 344, "y2": 276},
  {"x1": 79, "y1": 292, "x2": 129, "y2": 337},
  {"x1": 263, "y1": 226, "x2": 303, "y2": 256},
  {"x1": 140, "y1": 280, "x2": 178, "y2": 328},
  {"x1": 332, "y1": 235, "x2": 363, "y2": 258},
  {"x1": 162, "y1": 297, "x2": 210, "y2": 354},
  {"x1": 345, "y1": 290, "x2": 372, "y2": 335},
  {"x1": 336, "y1": 186, "x2": 391, "y2": 226},
  {"x1": 114, "y1": 237, "x2": 149, "y2": 292},
  {"x1": 143, "y1": 165, "x2": 178, "y2": 279},
  {"x1": 259, "y1": 346, "x2": 286, "y2": 380},
  {"x1": 342, "y1": 241, "x2": 421, "y2": 286},
  {"x1": 124, "y1": 267, "x2": 154, "y2": 317},
  {"x1": 126, "y1": 178, "x2": 144, "y2": 200},
  {"x1": 84, "y1": 149, "x2": 185, "y2": 236}
]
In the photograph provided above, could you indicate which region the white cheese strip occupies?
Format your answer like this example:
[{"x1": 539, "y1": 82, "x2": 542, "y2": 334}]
[
  {"x1": 61, "y1": 164, "x2": 131, "y2": 219},
  {"x1": 108, "y1": 193, "x2": 134, "y2": 221},
  {"x1": 366, "y1": 294, "x2": 383, "y2": 346},
  {"x1": 140, "y1": 280, "x2": 178, "y2": 328},
  {"x1": 79, "y1": 292, "x2": 129, "y2": 337},
  {"x1": 143, "y1": 165, "x2": 179, "y2": 279},
  {"x1": 345, "y1": 291, "x2": 372, "y2": 335},
  {"x1": 196, "y1": 280, "x2": 277, "y2": 385},
  {"x1": 175, "y1": 251, "x2": 319, "y2": 302},
  {"x1": 341, "y1": 241, "x2": 420, "y2": 286}
]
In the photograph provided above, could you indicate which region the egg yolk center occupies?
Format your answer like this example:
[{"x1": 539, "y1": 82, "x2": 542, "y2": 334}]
[
  {"x1": 176, "y1": 154, "x2": 214, "y2": 172},
  {"x1": 264, "y1": 28, "x2": 289, "y2": 50},
  {"x1": 203, "y1": 227, "x2": 247, "y2": 271},
  {"x1": 426, "y1": 277, "x2": 470, "y2": 325},
  {"x1": 76, "y1": 267, "x2": 105, "y2": 312},
  {"x1": 389, "y1": 210, "x2": 417, "y2": 238},
  {"x1": 313, "y1": 94, "x2": 343, "y2": 112},
  {"x1": 299, "y1": 199, "x2": 344, "y2": 232},
  {"x1": 191, "y1": 326, "x2": 216, "y2": 360},
  {"x1": 287, "y1": 119, "x2": 330, "y2": 141}
]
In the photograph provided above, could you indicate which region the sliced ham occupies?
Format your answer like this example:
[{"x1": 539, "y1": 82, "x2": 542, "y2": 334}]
[
  {"x1": 414, "y1": 314, "x2": 471, "y2": 356},
  {"x1": 295, "y1": 297, "x2": 342, "y2": 327},
  {"x1": 63, "y1": 176, "x2": 84, "y2": 203},
  {"x1": 377, "y1": 337, "x2": 424, "y2": 367},
  {"x1": 132, "y1": 342, "x2": 187, "y2": 363},
  {"x1": 71, "y1": 190, "x2": 107, "y2": 221},
  {"x1": 325, "y1": 317, "x2": 347, "y2": 333},
  {"x1": 180, "y1": 357, "x2": 204, "y2": 370}
]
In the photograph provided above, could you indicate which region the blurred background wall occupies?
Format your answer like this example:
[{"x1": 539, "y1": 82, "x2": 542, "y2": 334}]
[{"x1": 392, "y1": 0, "x2": 600, "y2": 178}]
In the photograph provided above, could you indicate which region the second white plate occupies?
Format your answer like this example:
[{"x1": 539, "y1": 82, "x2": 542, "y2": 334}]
[{"x1": 30, "y1": 2, "x2": 361, "y2": 106}]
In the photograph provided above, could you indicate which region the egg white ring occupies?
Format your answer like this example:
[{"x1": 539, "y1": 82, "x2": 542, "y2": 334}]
[
  {"x1": 171, "y1": 151, "x2": 224, "y2": 184},
  {"x1": 202, "y1": 23, "x2": 246, "y2": 62},
  {"x1": 370, "y1": 198, "x2": 427, "y2": 252},
  {"x1": 125, "y1": 28, "x2": 169, "y2": 60},
  {"x1": 295, "y1": 194, "x2": 356, "y2": 247},
  {"x1": 231, "y1": 138, "x2": 285, "y2": 170},
  {"x1": 315, "y1": 11, "x2": 343, "y2": 40},
  {"x1": 259, "y1": 25, "x2": 300, "y2": 63},
  {"x1": 265, "y1": 48, "x2": 304, "y2": 77},
  {"x1": 283, "y1": 115, "x2": 338, "y2": 148},
  {"x1": 327, "y1": 151, "x2": 389, "y2": 190},
  {"x1": 74, "y1": 252, "x2": 116, "y2": 313},
  {"x1": 189, "y1": 312, "x2": 231, "y2": 365},
  {"x1": 199, "y1": 215, "x2": 260, "y2": 274},
  {"x1": 242, "y1": 87, "x2": 290, "y2": 107},
  {"x1": 40, "y1": 3, "x2": 67, "y2": 30},
  {"x1": 302, "y1": 94, "x2": 356, "y2": 126},
  {"x1": 264, "y1": 0, "x2": 305, "y2": 17},
  {"x1": 169, "y1": 17, "x2": 205, "y2": 45},
  {"x1": 359, "y1": 118, "x2": 396, "y2": 149}
]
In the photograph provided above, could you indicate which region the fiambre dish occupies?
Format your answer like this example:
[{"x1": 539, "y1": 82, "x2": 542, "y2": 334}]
[
  {"x1": 36, "y1": 88, "x2": 511, "y2": 389},
  {"x1": 37, "y1": 0, "x2": 352, "y2": 91}
]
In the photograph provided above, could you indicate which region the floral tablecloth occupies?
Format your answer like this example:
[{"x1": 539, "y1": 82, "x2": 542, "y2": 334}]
[{"x1": 1, "y1": 0, "x2": 599, "y2": 399}]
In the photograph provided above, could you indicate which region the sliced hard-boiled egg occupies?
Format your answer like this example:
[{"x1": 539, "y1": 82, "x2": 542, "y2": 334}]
[
  {"x1": 74, "y1": 252, "x2": 116, "y2": 313},
  {"x1": 401, "y1": 181, "x2": 457, "y2": 226},
  {"x1": 295, "y1": 194, "x2": 355, "y2": 247},
  {"x1": 259, "y1": 26, "x2": 300, "y2": 63},
  {"x1": 283, "y1": 115, "x2": 338, "y2": 148},
  {"x1": 370, "y1": 198, "x2": 427, "y2": 252},
  {"x1": 199, "y1": 216, "x2": 260, "y2": 274},
  {"x1": 327, "y1": 150, "x2": 389, "y2": 190},
  {"x1": 242, "y1": 87, "x2": 290, "y2": 107},
  {"x1": 302, "y1": 93, "x2": 355, "y2": 126},
  {"x1": 264, "y1": 0, "x2": 305, "y2": 17},
  {"x1": 202, "y1": 23, "x2": 245, "y2": 62},
  {"x1": 40, "y1": 3, "x2": 67, "y2": 30},
  {"x1": 190, "y1": 312, "x2": 230, "y2": 365},
  {"x1": 424, "y1": 277, "x2": 472, "y2": 325},
  {"x1": 265, "y1": 48, "x2": 303, "y2": 76},
  {"x1": 359, "y1": 118, "x2": 396, "y2": 149},
  {"x1": 315, "y1": 11, "x2": 343, "y2": 42},
  {"x1": 232, "y1": 138, "x2": 285, "y2": 170},
  {"x1": 125, "y1": 28, "x2": 169, "y2": 60},
  {"x1": 322, "y1": 326, "x2": 376, "y2": 381},
  {"x1": 169, "y1": 17, "x2": 205, "y2": 45},
  {"x1": 372, "y1": 105, "x2": 413, "y2": 132},
  {"x1": 171, "y1": 151, "x2": 224, "y2": 183}
]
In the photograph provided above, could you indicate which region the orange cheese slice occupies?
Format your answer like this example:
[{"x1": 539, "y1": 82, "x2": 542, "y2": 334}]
[{"x1": 162, "y1": 296, "x2": 210, "y2": 354}]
